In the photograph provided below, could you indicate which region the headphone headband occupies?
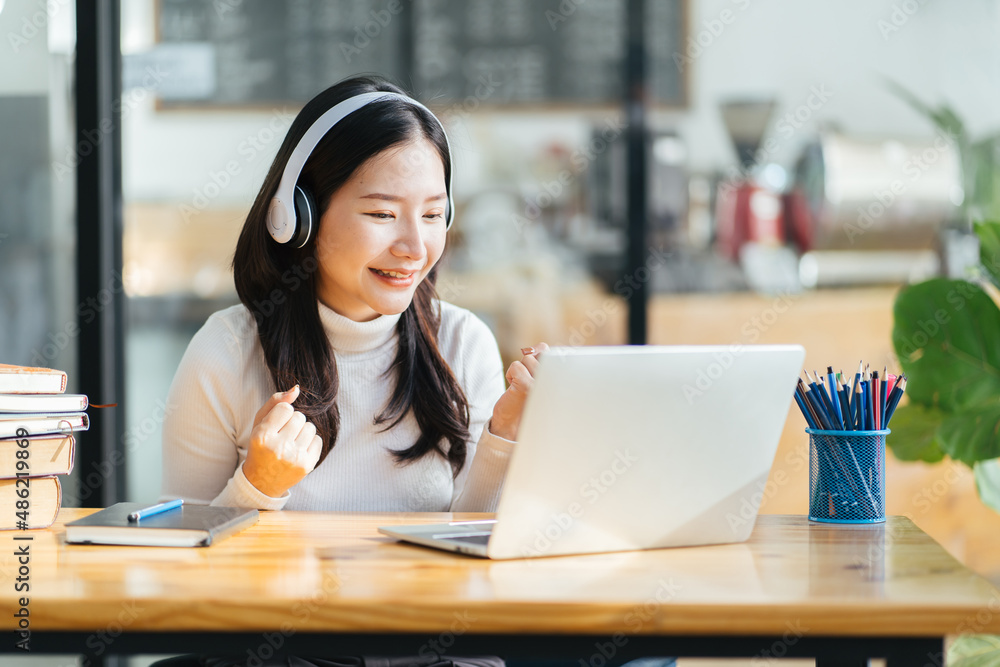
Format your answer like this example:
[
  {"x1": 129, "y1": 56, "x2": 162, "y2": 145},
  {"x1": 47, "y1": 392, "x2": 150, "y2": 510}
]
[{"x1": 267, "y1": 91, "x2": 455, "y2": 247}]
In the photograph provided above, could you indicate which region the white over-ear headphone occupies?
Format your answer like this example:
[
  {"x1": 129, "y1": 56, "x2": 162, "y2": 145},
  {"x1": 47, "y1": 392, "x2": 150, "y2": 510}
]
[{"x1": 266, "y1": 91, "x2": 455, "y2": 248}]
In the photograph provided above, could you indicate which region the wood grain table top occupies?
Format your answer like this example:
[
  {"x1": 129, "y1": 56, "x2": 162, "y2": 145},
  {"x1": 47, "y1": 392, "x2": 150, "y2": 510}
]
[{"x1": 3, "y1": 509, "x2": 999, "y2": 637}]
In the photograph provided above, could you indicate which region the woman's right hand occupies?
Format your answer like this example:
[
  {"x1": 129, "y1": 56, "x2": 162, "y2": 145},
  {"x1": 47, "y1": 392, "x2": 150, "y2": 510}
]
[{"x1": 242, "y1": 385, "x2": 322, "y2": 498}]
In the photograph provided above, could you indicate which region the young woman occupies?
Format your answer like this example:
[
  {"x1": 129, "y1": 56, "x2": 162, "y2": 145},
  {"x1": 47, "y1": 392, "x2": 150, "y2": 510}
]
[{"x1": 160, "y1": 75, "x2": 546, "y2": 513}]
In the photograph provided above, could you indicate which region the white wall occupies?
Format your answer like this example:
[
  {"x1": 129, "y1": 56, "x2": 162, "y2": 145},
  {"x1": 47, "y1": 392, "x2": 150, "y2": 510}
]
[
  {"x1": 120, "y1": 0, "x2": 1000, "y2": 201},
  {"x1": 669, "y1": 0, "x2": 1000, "y2": 173}
]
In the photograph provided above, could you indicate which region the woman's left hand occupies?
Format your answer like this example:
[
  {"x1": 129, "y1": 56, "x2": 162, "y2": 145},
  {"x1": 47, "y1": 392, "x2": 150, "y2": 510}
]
[{"x1": 489, "y1": 342, "x2": 549, "y2": 441}]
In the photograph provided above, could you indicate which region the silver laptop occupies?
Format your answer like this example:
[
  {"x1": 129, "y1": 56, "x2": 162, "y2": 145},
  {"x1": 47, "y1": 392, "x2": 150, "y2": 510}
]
[{"x1": 379, "y1": 344, "x2": 805, "y2": 559}]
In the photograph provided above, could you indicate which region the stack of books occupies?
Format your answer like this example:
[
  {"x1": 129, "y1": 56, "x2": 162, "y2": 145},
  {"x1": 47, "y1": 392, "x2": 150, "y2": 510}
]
[{"x1": 0, "y1": 363, "x2": 89, "y2": 529}]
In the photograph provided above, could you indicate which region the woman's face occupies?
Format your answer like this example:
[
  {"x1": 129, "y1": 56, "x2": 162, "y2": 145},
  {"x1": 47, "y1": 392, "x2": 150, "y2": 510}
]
[{"x1": 313, "y1": 138, "x2": 448, "y2": 322}]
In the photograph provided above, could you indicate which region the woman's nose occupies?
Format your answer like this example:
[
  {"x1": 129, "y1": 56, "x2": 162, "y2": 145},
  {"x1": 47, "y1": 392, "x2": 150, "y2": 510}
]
[{"x1": 391, "y1": 215, "x2": 427, "y2": 260}]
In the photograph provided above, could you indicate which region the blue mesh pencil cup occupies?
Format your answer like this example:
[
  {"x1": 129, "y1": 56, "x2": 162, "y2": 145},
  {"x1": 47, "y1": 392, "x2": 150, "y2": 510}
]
[{"x1": 806, "y1": 428, "x2": 888, "y2": 524}]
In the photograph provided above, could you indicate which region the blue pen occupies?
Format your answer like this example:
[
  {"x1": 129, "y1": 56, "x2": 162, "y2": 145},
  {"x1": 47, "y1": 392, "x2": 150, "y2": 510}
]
[{"x1": 128, "y1": 498, "x2": 183, "y2": 522}]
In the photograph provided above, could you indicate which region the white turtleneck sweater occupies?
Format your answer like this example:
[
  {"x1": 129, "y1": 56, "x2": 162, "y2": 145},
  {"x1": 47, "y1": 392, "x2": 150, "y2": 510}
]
[{"x1": 160, "y1": 300, "x2": 513, "y2": 512}]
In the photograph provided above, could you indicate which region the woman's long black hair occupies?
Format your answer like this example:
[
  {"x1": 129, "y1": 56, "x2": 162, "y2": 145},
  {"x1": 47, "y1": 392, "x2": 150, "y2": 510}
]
[{"x1": 232, "y1": 75, "x2": 471, "y2": 476}]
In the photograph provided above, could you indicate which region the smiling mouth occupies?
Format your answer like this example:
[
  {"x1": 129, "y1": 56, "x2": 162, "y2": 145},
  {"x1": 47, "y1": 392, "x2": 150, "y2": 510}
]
[{"x1": 370, "y1": 268, "x2": 415, "y2": 279}]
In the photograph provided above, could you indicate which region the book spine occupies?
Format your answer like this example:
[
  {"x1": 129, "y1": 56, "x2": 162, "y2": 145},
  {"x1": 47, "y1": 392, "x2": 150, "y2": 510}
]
[
  {"x1": 0, "y1": 435, "x2": 75, "y2": 479},
  {"x1": 0, "y1": 476, "x2": 61, "y2": 530}
]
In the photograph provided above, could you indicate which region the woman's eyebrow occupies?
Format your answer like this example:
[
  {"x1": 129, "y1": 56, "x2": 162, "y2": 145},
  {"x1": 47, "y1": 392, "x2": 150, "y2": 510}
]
[{"x1": 360, "y1": 192, "x2": 448, "y2": 202}]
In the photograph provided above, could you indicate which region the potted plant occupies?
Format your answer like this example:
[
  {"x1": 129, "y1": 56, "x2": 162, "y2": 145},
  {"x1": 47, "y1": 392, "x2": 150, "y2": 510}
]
[
  {"x1": 890, "y1": 220, "x2": 1000, "y2": 511},
  {"x1": 891, "y1": 221, "x2": 1000, "y2": 666}
]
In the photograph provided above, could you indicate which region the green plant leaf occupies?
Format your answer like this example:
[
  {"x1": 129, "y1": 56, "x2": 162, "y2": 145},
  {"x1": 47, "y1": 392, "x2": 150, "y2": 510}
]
[
  {"x1": 948, "y1": 634, "x2": 1000, "y2": 666},
  {"x1": 938, "y1": 404, "x2": 1000, "y2": 466},
  {"x1": 883, "y1": 78, "x2": 966, "y2": 142},
  {"x1": 892, "y1": 278, "x2": 1000, "y2": 412},
  {"x1": 885, "y1": 404, "x2": 945, "y2": 462},
  {"x1": 974, "y1": 459, "x2": 1000, "y2": 514},
  {"x1": 976, "y1": 221, "x2": 1000, "y2": 288}
]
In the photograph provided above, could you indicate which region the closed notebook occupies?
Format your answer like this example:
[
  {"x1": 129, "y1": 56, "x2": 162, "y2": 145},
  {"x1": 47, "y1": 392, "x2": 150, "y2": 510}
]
[
  {"x1": 64, "y1": 502, "x2": 259, "y2": 547},
  {"x1": 0, "y1": 434, "x2": 75, "y2": 479},
  {"x1": 0, "y1": 413, "x2": 89, "y2": 439},
  {"x1": 0, "y1": 476, "x2": 62, "y2": 530},
  {"x1": 0, "y1": 364, "x2": 68, "y2": 394},
  {"x1": 0, "y1": 393, "x2": 88, "y2": 413}
]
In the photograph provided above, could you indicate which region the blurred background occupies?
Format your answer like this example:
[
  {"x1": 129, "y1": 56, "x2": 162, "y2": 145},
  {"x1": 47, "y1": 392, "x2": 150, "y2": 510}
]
[{"x1": 2, "y1": 0, "x2": 1000, "y2": 586}]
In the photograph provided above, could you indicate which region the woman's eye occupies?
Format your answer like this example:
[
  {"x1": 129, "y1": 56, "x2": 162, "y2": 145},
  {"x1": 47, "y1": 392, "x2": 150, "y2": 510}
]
[
  {"x1": 424, "y1": 212, "x2": 444, "y2": 220},
  {"x1": 366, "y1": 212, "x2": 394, "y2": 220}
]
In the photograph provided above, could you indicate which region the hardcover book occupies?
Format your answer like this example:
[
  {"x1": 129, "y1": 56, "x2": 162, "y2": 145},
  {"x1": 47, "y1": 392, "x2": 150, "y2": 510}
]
[
  {"x1": 0, "y1": 413, "x2": 89, "y2": 439},
  {"x1": 0, "y1": 434, "x2": 75, "y2": 479},
  {"x1": 0, "y1": 393, "x2": 88, "y2": 413},
  {"x1": 0, "y1": 364, "x2": 68, "y2": 394},
  {"x1": 0, "y1": 476, "x2": 62, "y2": 530}
]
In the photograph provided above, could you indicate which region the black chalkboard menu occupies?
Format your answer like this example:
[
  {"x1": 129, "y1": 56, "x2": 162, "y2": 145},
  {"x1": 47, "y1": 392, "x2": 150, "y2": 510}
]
[{"x1": 156, "y1": 0, "x2": 685, "y2": 108}]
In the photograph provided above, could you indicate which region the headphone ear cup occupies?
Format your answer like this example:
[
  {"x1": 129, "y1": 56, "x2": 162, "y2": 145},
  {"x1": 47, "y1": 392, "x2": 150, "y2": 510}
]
[{"x1": 291, "y1": 185, "x2": 317, "y2": 248}]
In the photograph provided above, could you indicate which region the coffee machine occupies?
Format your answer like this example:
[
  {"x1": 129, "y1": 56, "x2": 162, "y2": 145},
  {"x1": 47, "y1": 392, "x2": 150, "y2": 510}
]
[{"x1": 714, "y1": 99, "x2": 785, "y2": 262}]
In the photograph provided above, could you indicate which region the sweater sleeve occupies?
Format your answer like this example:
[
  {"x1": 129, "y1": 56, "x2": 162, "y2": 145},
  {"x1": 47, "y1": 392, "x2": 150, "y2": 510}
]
[
  {"x1": 159, "y1": 311, "x2": 290, "y2": 510},
  {"x1": 448, "y1": 309, "x2": 512, "y2": 512}
]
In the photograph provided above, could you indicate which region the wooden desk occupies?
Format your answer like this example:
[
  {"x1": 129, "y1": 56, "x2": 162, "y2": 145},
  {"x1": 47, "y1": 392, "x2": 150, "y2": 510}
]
[{"x1": 3, "y1": 510, "x2": 999, "y2": 666}]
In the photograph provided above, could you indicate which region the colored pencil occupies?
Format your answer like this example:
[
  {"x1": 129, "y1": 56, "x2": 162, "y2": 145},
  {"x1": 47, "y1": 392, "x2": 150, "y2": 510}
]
[{"x1": 883, "y1": 375, "x2": 907, "y2": 426}]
